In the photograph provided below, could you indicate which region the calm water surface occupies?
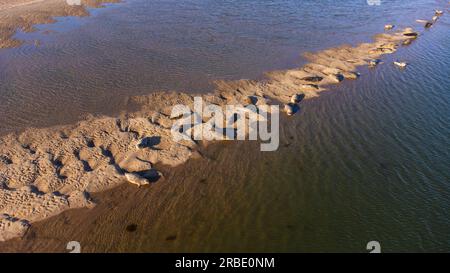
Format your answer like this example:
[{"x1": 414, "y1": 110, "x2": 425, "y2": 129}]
[
  {"x1": 0, "y1": 0, "x2": 445, "y2": 132},
  {"x1": 0, "y1": 0, "x2": 449, "y2": 252}
]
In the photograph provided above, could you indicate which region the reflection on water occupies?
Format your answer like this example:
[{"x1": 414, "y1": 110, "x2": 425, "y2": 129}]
[{"x1": 0, "y1": 0, "x2": 449, "y2": 252}]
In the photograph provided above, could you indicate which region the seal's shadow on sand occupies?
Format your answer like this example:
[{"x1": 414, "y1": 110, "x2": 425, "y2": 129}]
[{"x1": 138, "y1": 136, "x2": 162, "y2": 150}]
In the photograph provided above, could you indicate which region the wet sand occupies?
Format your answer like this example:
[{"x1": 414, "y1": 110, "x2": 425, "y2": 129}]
[
  {"x1": 0, "y1": 139, "x2": 274, "y2": 252},
  {"x1": 0, "y1": 0, "x2": 447, "y2": 247},
  {"x1": 0, "y1": 0, "x2": 47, "y2": 11},
  {"x1": 0, "y1": 0, "x2": 120, "y2": 48},
  {"x1": 0, "y1": 114, "x2": 310, "y2": 252}
]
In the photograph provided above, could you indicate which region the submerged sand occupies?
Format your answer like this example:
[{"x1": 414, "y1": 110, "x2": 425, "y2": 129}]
[{"x1": 0, "y1": 0, "x2": 446, "y2": 243}]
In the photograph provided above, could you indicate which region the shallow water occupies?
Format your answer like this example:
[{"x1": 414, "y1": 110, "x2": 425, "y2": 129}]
[
  {"x1": 0, "y1": 0, "x2": 449, "y2": 252},
  {"x1": 0, "y1": 0, "x2": 444, "y2": 133}
]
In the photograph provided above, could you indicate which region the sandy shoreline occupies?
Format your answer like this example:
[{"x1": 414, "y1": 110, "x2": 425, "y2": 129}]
[
  {"x1": 0, "y1": 128, "x2": 295, "y2": 252},
  {"x1": 0, "y1": 0, "x2": 447, "y2": 246},
  {"x1": 0, "y1": 0, "x2": 120, "y2": 48},
  {"x1": 0, "y1": 0, "x2": 47, "y2": 11}
]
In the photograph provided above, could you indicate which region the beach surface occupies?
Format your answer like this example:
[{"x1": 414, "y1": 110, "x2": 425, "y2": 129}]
[
  {"x1": 0, "y1": 0, "x2": 47, "y2": 11},
  {"x1": 0, "y1": 0, "x2": 448, "y2": 249},
  {"x1": 0, "y1": 0, "x2": 120, "y2": 48}
]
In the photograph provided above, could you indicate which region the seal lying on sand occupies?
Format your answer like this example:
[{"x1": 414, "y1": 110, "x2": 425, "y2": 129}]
[
  {"x1": 290, "y1": 94, "x2": 304, "y2": 104},
  {"x1": 394, "y1": 61, "x2": 407, "y2": 68},
  {"x1": 284, "y1": 103, "x2": 300, "y2": 116},
  {"x1": 368, "y1": 59, "x2": 382, "y2": 67}
]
